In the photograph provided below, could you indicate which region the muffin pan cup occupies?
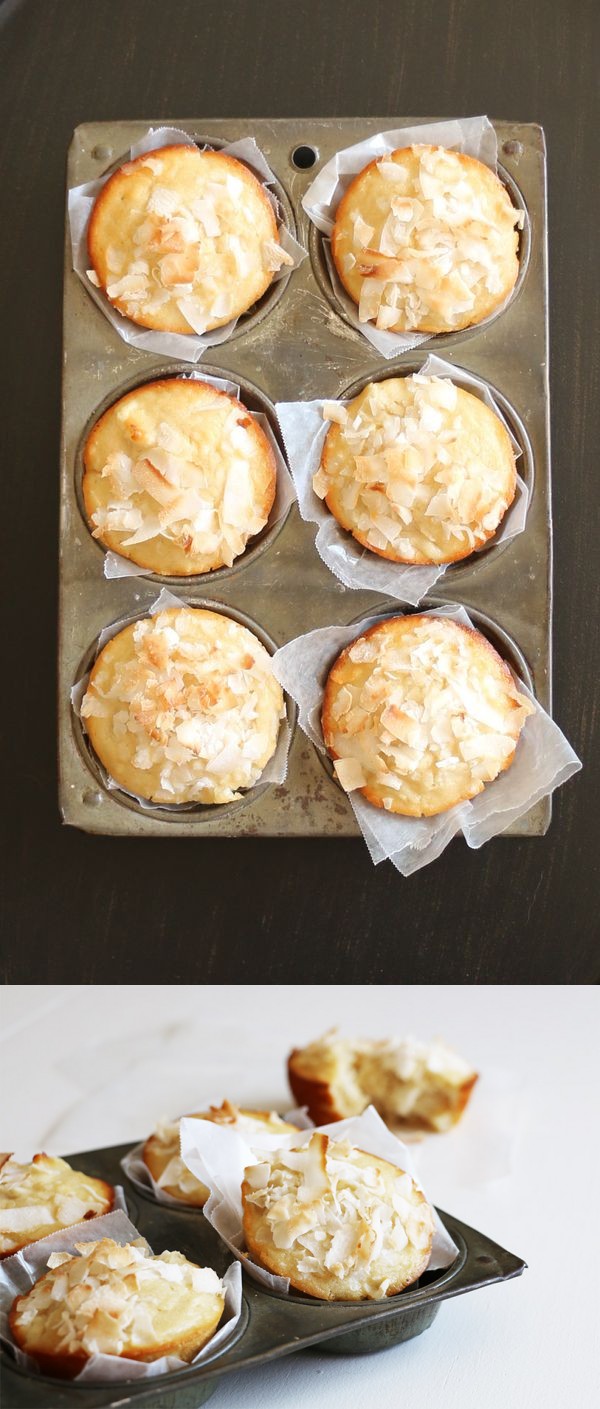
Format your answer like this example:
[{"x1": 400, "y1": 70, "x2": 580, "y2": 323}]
[
  {"x1": 0, "y1": 1139, "x2": 526, "y2": 1407},
  {"x1": 60, "y1": 118, "x2": 550, "y2": 836}
]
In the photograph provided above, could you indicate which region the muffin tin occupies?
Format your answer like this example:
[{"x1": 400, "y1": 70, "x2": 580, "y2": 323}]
[
  {"x1": 0, "y1": 1139, "x2": 526, "y2": 1406},
  {"x1": 59, "y1": 118, "x2": 550, "y2": 836}
]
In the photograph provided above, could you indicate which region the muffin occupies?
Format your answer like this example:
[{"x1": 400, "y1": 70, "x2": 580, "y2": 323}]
[
  {"x1": 0, "y1": 1155, "x2": 113, "y2": 1259},
  {"x1": 288, "y1": 1032, "x2": 478, "y2": 1132},
  {"x1": 82, "y1": 379, "x2": 277, "y2": 575},
  {"x1": 322, "y1": 614, "x2": 534, "y2": 817},
  {"x1": 314, "y1": 375, "x2": 517, "y2": 564},
  {"x1": 143, "y1": 1102, "x2": 301, "y2": 1206},
  {"x1": 242, "y1": 1132, "x2": 434, "y2": 1300},
  {"x1": 331, "y1": 144, "x2": 523, "y2": 334},
  {"x1": 87, "y1": 144, "x2": 293, "y2": 334},
  {"x1": 9, "y1": 1238, "x2": 224, "y2": 1377},
  {"x1": 79, "y1": 606, "x2": 284, "y2": 806}
]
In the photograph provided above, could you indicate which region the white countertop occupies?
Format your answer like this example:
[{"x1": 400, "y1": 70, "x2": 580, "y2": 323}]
[{"x1": 2, "y1": 984, "x2": 597, "y2": 1408}]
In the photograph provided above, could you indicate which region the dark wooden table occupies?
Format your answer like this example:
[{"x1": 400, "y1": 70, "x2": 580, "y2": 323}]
[{"x1": 1, "y1": 0, "x2": 597, "y2": 983}]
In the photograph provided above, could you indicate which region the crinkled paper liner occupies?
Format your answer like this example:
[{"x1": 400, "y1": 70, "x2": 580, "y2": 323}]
[
  {"x1": 302, "y1": 115, "x2": 514, "y2": 358},
  {"x1": 70, "y1": 587, "x2": 293, "y2": 813},
  {"x1": 270, "y1": 603, "x2": 581, "y2": 876},
  {"x1": 121, "y1": 1106, "x2": 313, "y2": 1209},
  {"x1": 179, "y1": 1104, "x2": 459, "y2": 1296},
  {"x1": 0, "y1": 1207, "x2": 242, "y2": 1383},
  {"x1": 69, "y1": 125, "x2": 307, "y2": 363},
  {"x1": 97, "y1": 370, "x2": 296, "y2": 579},
  {"x1": 276, "y1": 353, "x2": 529, "y2": 605}
]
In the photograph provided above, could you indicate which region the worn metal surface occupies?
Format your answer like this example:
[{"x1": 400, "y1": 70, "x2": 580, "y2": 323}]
[
  {"x1": 59, "y1": 118, "x2": 550, "y2": 837},
  {"x1": 0, "y1": 1139, "x2": 526, "y2": 1406}
]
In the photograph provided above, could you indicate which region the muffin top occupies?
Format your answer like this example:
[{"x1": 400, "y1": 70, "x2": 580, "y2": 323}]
[
  {"x1": 87, "y1": 144, "x2": 293, "y2": 335},
  {"x1": 322, "y1": 615, "x2": 534, "y2": 816},
  {"x1": 144, "y1": 1102, "x2": 300, "y2": 1204},
  {"x1": 82, "y1": 379, "x2": 277, "y2": 576},
  {"x1": 242, "y1": 1132, "x2": 434, "y2": 1299},
  {"x1": 332, "y1": 145, "x2": 523, "y2": 334},
  {"x1": 9, "y1": 1238, "x2": 224, "y2": 1361},
  {"x1": 80, "y1": 607, "x2": 284, "y2": 806},
  {"x1": 315, "y1": 374, "x2": 517, "y2": 564},
  {"x1": 0, "y1": 1155, "x2": 113, "y2": 1258}
]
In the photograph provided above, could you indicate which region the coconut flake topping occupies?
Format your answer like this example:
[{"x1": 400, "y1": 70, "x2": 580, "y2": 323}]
[
  {"x1": 244, "y1": 1133, "x2": 434, "y2": 1297},
  {"x1": 317, "y1": 375, "x2": 515, "y2": 563},
  {"x1": 338, "y1": 145, "x2": 523, "y2": 332},
  {"x1": 11, "y1": 1239, "x2": 223, "y2": 1358},
  {"x1": 0, "y1": 1157, "x2": 110, "y2": 1256},
  {"x1": 80, "y1": 609, "x2": 283, "y2": 805},
  {"x1": 324, "y1": 616, "x2": 533, "y2": 813}
]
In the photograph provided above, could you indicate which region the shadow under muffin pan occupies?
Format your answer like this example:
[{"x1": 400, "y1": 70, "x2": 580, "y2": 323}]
[
  {"x1": 74, "y1": 363, "x2": 292, "y2": 586},
  {"x1": 338, "y1": 356, "x2": 535, "y2": 577},
  {"x1": 313, "y1": 597, "x2": 535, "y2": 795},
  {"x1": 91, "y1": 132, "x2": 298, "y2": 343},
  {"x1": 309, "y1": 162, "x2": 531, "y2": 351},
  {"x1": 71, "y1": 598, "x2": 297, "y2": 824},
  {"x1": 60, "y1": 118, "x2": 551, "y2": 838},
  {"x1": 0, "y1": 1138, "x2": 526, "y2": 1408}
]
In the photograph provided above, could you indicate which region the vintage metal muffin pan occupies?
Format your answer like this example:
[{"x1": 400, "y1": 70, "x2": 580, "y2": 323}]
[
  {"x1": 0, "y1": 1140, "x2": 526, "y2": 1407},
  {"x1": 59, "y1": 118, "x2": 550, "y2": 835}
]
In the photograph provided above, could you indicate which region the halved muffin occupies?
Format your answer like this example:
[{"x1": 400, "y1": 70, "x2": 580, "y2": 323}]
[
  {"x1": 82, "y1": 378, "x2": 277, "y2": 575},
  {"x1": 87, "y1": 144, "x2": 293, "y2": 334},
  {"x1": 288, "y1": 1032, "x2": 477, "y2": 1132},
  {"x1": 143, "y1": 1102, "x2": 300, "y2": 1206},
  {"x1": 242, "y1": 1131, "x2": 434, "y2": 1299},
  {"x1": 314, "y1": 375, "x2": 516, "y2": 564},
  {"x1": 322, "y1": 614, "x2": 534, "y2": 817},
  {"x1": 332, "y1": 144, "x2": 523, "y2": 334},
  {"x1": 9, "y1": 1238, "x2": 224, "y2": 1377},
  {"x1": 80, "y1": 606, "x2": 284, "y2": 806},
  {"x1": 0, "y1": 1155, "x2": 113, "y2": 1259}
]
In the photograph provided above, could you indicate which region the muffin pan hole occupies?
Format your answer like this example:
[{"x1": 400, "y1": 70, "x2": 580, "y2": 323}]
[
  {"x1": 291, "y1": 144, "x2": 319, "y2": 170},
  {"x1": 74, "y1": 363, "x2": 293, "y2": 586},
  {"x1": 337, "y1": 357, "x2": 534, "y2": 577},
  {"x1": 70, "y1": 598, "x2": 296, "y2": 824},
  {"x1": 309, "y1": 163, "x2": 531, "y2": 350}
]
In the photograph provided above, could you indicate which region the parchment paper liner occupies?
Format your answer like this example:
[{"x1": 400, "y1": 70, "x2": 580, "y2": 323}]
[
  {"x1": 69, "y1": 125, "x2": 307, "y2": 364},
  {"x1": 302, "y1": 116, "x2": 520, "y2": 358},
  {"x1": 0, "y1": 1208, "x2": 242, "y2": 1382},
  {"x1": 70, "y1": 588, "x2": 293, "y2": 813},
  {"x1": 84, "y1": 370, "x2": 296, "y2": 580},
  {"x1": 121, "y1": 1106, "x2": 312, "y2": 1209},
  {"x1": 270, "y1": 604, "x2": 581, "y2": 876},
  {"x1": 276, "y1": 354, "x2": 529, "y2": 605},
  {"x1": 179, "y1": 1104, "x2": 459, "y2": 1297}
]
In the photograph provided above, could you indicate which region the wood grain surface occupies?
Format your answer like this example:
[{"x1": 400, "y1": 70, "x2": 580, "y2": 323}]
[{"x1": 1, "y1": 0, "x2": 598, "y2": 982}]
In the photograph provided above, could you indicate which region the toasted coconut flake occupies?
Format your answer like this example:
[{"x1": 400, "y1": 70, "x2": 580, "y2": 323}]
[
  {"x1": 312, "y1": 466, "x2": 329, "y2": 499},
  {"x1": 333, "y1": 756, "x2": 368, "y2": 791},
  {"x1": 322, "y1": 401, "x2": 348, "y2": 425},
  {"x1": 175, "y1": 295, "x2": 210, "y2": 334},
  {"x1": 263, "y1": 238, "x2": 294, "y2": 272}
]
